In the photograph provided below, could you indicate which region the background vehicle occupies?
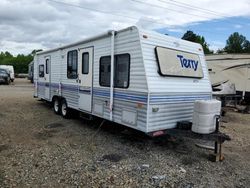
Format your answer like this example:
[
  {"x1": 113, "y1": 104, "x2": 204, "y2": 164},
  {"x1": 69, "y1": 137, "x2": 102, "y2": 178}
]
[
  {"x1": 206, "y1": 54, "x2": 250, "y2": 104},
  {"x1": 28, "y1": 61, "x2": 34, "y2": 83},
  {"x1": 0, "y1": 65, "x2": 15, "y2": 82},
  {"x1": 0, "y1": 68, "x2": 11, "y2": 84}
]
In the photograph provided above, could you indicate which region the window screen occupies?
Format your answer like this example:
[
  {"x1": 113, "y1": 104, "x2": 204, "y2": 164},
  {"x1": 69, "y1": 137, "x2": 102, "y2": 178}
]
[
  {"x1": 67, "y1": 50, "x2": 78, "y2": 79},
  {"x1": 82, "y1": 52, "x2": 89, "y2": 74},
  {"x1": 99, "y1": 54, "x2": 130, "y2": 88},
  {"x1": 39, "y1": 65, "x2": 44, "y2": 77},
  {"x1": 45, "y1": 59, "x2": 49, "y2": 74}
]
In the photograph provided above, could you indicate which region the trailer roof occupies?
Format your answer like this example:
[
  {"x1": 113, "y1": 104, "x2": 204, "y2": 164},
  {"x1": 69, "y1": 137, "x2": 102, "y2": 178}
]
[
  {"x1": 37, "y1": 25, "x2": 203, "y2": 56},
  {"x1": 36, "y1": 26, "x2": 136, "y2": 55}
]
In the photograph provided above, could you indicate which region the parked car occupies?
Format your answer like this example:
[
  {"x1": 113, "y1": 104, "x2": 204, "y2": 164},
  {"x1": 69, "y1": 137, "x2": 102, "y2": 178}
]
[
  {"x1": 0, "y1": 68, "x2": 11, "y2": 84},
  {"x1": 0, "y1": 65, "x2": 15, "y2": 82}
]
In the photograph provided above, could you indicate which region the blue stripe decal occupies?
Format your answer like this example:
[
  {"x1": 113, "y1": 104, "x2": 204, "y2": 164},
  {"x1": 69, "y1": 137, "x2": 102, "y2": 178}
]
[
  {"x1": 149, "y1": 95, "x2": 211, "y2": 104},
  {"x1": 37, "y1": 82, "x2": 46, "y2": 86},
  {"x1": 79, "y1": 89, "x2": 91, "y2": 94},
  {"x1": 93, "y1": 88, "x2": 148, "y2": 103},
  {"x1": 61, "y1": 83, "x2": 78, "y2": 91},
  {"x1": 150, "y1": 96, "x2": 209, "y2": 99},
  {"x1": 37, "y1": 82, "x2": 211, "y2": 103},
  {"x1": 51, "y1": 83, "x2": 59, "y2": 88}
]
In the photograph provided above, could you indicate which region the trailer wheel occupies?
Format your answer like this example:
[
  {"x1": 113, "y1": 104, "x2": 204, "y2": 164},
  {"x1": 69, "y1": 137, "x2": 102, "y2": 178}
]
[
  {"x1": 61, "y1": 99, "x2": 71, "y2": 118},
  {"x1": 53, "y1": 98, "x2": 61, "y2": 115}
]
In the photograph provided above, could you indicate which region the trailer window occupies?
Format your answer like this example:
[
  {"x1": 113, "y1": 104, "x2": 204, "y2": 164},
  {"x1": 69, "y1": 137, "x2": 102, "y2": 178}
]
[
  {"x1": 45, "y1": 59, "x2": 49, "y2": 74},
  {"x1": 39, "y1": 65, "x2": 44, "y2": 77},
  {"x1": 82, "y1": 52, "x2": 89, "y2": 74},
  {"x1": 67, "y1": 50, "x2": 78, "y2": 79},
  {"x1": 115, "y1": 54, "x2": 130, "y2": 88},
  {"x1": 99, "y1": 56, "x2": 111, "y2": 87},
  {"x1": 99, "y1": 54, "x2": 130, "y2": 88},
  {"x1": 155, "y1": 46, "x2": 204, "y2": 78}
]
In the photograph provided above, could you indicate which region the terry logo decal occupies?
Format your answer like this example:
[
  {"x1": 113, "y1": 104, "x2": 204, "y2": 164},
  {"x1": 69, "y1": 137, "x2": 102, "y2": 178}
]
[{"x1": 177, "y1": 55, "x2": 199, "y2": 71}]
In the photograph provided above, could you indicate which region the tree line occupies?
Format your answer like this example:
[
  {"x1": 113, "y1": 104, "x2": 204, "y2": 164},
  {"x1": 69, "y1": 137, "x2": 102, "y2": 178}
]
[
  {"x1": 181, "y1": 31, "x2": 250, "y2": 54},
  {"x1": 0, "y1": 31, "x2": 249, "y2": 73},
  {"x1": 0, "y1": 50, "x2": 42, "y2": 74}
]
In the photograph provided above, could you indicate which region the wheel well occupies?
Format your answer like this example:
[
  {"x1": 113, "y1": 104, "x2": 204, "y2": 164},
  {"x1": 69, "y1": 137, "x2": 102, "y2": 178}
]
[{"x1": 52, "y1": 96, "x2": 63, "y2": 103}]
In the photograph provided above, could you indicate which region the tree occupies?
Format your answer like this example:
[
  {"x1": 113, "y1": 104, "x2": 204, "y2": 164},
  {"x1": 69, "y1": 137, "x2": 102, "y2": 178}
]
[
  {"x1": 182, "y1": 31, "x2": 213, "y2": 54},
  {"x1": 0, "y1": 50, "x2": 36, "y2": 74},
  {"x1": 243, "y1": 40, "x2": 250, "y2": 53},
  {"x1": 224, "y1": 32, "x2": 250, "y2": 53}
]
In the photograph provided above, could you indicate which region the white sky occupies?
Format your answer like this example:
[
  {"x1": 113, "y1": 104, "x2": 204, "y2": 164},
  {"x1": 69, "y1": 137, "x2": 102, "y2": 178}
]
[{"x1": 0, "y1": 0, "x2": 250, "y2": 55}]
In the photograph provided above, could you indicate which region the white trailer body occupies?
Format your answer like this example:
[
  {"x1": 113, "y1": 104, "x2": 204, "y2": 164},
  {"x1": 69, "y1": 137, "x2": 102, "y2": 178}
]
[{"x1": 34, "y1": 26, "x2": 212, "y2": 134}]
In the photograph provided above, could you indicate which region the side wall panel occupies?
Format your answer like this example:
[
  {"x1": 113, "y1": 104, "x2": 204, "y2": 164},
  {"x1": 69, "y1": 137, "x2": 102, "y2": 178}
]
[{"x1": 34, "y1": 27, "x2": 149, "y2": 132}]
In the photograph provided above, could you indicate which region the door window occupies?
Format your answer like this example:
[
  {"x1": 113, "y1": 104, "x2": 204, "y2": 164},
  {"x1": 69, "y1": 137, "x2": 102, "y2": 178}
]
[
  {"x1": 45, "y1": 59, "x2": 50, "y2": 74},
  {"x1": 82, "y1": 52, "x2": 89, "y2": 74},
  {"x1": 39, "y1": 65, "x2": 44, "y2": 77}
]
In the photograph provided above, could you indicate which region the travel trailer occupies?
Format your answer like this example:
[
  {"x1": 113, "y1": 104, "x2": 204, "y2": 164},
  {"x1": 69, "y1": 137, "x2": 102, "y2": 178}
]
[
  {"x1": 33, "y1": 26, "x2": 212, "y2": 135},
  {"x1": 0, "y1": 65, "x2": 14, "y2": 82},
  {"x1": 206, "y1": 54, "x2": 250, "y2": 103}
]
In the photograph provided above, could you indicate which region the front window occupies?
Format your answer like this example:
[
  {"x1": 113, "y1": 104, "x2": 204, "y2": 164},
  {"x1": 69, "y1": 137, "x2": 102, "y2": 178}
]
[
  {"x1": 0, "y1": 69, "x2": 7, "y2": 74},
  {"x1": 99, "y1": 53, "x2": 130, "y2": 88}
]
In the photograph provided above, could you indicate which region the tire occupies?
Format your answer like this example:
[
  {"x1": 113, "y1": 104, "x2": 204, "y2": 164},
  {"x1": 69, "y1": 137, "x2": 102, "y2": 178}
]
[
  {"x1": 60, "y1": 99, "x2": 71, "y2": 118},
  {"x1": 5, "y1": 77, "x2": 10, "y2": 85},
  {"x1": 53, "y1": 98, "x2": 61, "y2": 115}
]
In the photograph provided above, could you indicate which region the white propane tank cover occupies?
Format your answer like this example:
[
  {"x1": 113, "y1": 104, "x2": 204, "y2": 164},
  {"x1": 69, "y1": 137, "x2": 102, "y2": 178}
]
[
  {"x1": 193, "y1": 99, "x2": 221, "y2": 114},
  {"x1": 192, "y1": 99, "x2": 221, "y2": 134}
]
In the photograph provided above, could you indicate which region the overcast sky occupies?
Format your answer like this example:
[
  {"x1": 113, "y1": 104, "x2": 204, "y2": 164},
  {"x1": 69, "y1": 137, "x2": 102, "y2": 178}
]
[{"x1": 0, "y1": 0, "x2": 250, "y2": 55}]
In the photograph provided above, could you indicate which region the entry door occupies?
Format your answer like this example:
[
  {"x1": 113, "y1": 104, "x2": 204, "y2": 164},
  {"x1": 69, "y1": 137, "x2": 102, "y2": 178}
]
[
  {"x1": 78, "y1": 47, "x2": 93, "y2": 112},
  {"x1": 44, "y1": 57, "x2": 50, "y2": 100}
]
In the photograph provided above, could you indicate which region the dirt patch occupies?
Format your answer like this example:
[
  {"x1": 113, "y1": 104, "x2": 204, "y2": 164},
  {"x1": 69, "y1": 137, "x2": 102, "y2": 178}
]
[
  {"x1": 0, "y1": 78, "x2": 250, "y2": 187},
  {"x1": 0, "y1": 169, "x2": 5, "y2": 187},
  {"x1": 181, "y1": 156, "x2": 200, "y2": 166},
  {"x1": 0, "y1": 144, "x2": 9, "y2": 152},
  {"x1": 44, "y1": 122, "x2": 64, "y2": 129},
  {"x1": 101, "y1": 154, "x2": 123, "y2": 162},
  {"x1": 33, "y1": 129, "x2": 59, "y2": 140}
]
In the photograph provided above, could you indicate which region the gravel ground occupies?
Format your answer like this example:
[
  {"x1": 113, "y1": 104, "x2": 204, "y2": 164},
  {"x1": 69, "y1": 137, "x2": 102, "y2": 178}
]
[{"x1": 0, "y1": 79, "x2": 250, "y2": 187}]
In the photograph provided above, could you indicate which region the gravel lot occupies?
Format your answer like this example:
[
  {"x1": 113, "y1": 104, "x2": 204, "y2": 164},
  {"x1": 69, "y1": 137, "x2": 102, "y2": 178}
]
[{"x1": 0, "y1": 78, "x2": 250, "y2": 187}]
